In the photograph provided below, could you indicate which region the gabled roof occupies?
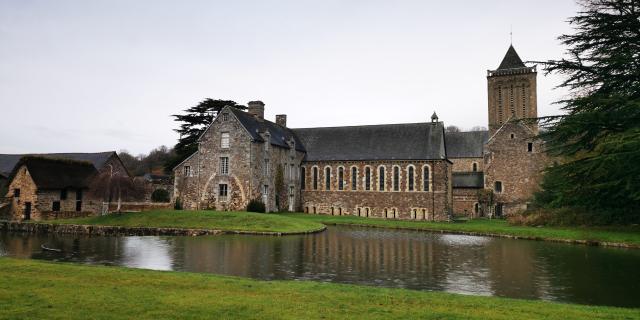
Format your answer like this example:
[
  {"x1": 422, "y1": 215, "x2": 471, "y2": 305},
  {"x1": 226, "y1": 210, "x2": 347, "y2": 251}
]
[
  {"x1": 0, "y1": 151, "x2": 116, "y2": 177},
  {"x1": 293, "y1": 122, "x2": 446, "y2": 161},
  {"x1": 227, "y1": 108, "x2": 306, "y2": 152},
  {"x1": 445, "y1": 131, "x2": 489, "y2": 158},
  {"x1": 452, "y1": 172, "x2": 484, "y2": 188},
  {"x1": 497, "y1": 45, "x2": 526, "y2": 70},
  {"x1": 9, "y1": 156, "x2": 97, "y2": 190}
]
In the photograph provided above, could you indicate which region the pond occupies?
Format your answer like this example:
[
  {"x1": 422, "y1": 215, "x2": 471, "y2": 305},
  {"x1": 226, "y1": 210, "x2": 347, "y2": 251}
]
[{"x1": 1, "y1": 226, "x2": 639, "y2": 308}]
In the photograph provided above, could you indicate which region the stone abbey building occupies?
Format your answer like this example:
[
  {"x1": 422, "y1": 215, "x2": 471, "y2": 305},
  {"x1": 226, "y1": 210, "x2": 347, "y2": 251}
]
[{"x1": 173, "y1": 45, "x2": 547, "y2": 220}]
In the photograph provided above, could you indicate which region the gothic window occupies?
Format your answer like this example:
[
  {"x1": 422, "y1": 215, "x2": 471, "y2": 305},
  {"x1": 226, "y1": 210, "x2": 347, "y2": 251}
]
[
  {"x1": 351, "y1": 167, "x2": 358, "y2": 191},
  {"x1": 393, "y1": 166, "x2": 400, "y2": 191},
  {"x1": 365, "y1": 167, "x2": 371, "y2": 191},
  {"x1": 220, "y1": 157, "x2": 229, "y2": 175},
  {"x1": 423, "y1": 165, "x2": 431, "y2": 192},
  {"x1": 338, "y1": 167, "x2": 344, "y2": 191},
  {"x1": 221, "y1": 132, "x2": 230, "y2": 149},
  {"x1": 325, "y1": 167, "x2": 331, "y2": 190},
  {"x1": 495, "y1": 181, "x2": 503, "y2": 193},
  {"x1": 301, "y1": 167, "x2": 306, "y2": 190},
  {"x1": 407, "y1": 166, "x2": 415, "y2": 191},
  {"x1": 313, "y1": 167, "x2": 318, "y2": 190},
  {"x1": 472, "y1": 162, "x2": 478, "y2": 172},
  {"x1": 219, "y1": 184, "x2": 228, "y2": 201},
  {"x1": 378, "y1": 166, "x2": 386, "y2": 191}
]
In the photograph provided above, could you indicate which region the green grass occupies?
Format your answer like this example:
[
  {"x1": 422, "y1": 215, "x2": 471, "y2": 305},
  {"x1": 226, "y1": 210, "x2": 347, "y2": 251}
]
[
  {"x1": 0, "y1": 258, "x2": 637, "y2": 320},
  {"x1": 281, "y1": 213, "x2": 640, "y2": 247},
  {"x1": 46, "y1": 210, "x2": 324, "y2": 234}
]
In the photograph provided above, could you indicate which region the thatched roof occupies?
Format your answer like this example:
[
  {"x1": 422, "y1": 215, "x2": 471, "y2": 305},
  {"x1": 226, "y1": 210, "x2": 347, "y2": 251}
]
[{"x1": 9, "y1": 156, "x2": 97, "y2": 190}]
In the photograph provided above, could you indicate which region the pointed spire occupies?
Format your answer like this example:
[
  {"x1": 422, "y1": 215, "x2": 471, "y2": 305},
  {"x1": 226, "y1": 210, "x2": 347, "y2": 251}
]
[
  {"x1": 497, "y1": 45, "x2": 526, "y2": 70},
  {"x1": 431, "y1": 112, "x2": 439, "y2": 123}
]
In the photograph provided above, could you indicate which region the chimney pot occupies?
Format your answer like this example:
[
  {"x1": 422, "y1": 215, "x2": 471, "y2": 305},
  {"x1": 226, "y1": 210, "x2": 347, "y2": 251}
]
[{"x1": 276, "y1": 114, "x2": 287, "y2": 127}]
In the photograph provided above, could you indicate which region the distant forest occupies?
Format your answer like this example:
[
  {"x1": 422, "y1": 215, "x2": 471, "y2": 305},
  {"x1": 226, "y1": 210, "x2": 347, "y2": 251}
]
[{"x1": 119, "y1": 146, "x2": 175, "y2": 177}]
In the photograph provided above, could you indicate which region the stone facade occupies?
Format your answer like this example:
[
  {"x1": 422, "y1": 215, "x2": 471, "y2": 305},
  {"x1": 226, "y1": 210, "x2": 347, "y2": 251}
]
[
  {"x1": 450, "y1": 158, "x2": 483, "y2": 173},
  {"x1": 300, "y1": 160, "x2": 451, "y2": 220},
  {"x1": 173, "y1": 105, "x2": 305, "y2": 212},
  {"x1": 484, "y1": 122, "x2": 547, "y2": 216}
]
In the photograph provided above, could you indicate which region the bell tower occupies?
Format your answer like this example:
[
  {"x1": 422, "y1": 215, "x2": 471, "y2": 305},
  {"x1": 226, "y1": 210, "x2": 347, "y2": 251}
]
[{"x1": 487, "y1": 45, "x2": 537, "y2": 135}]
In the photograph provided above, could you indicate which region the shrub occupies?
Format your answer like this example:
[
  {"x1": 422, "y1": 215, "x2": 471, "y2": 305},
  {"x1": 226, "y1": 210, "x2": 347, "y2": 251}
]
[
  {"x1": 507, "y1": 207, "x2": 640, "y2": 227},
  {"x1": 151, "y1": 189, "x2": 171, "y2": 203},
  {"x1": 246, "y1": 199, "x2": 266, "y2": 213}
]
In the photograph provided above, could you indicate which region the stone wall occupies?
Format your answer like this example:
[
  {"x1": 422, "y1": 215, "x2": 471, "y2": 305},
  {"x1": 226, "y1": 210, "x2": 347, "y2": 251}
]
[
  {"x1": 300, "y1": 160, "x2": 452, "y2": 220},
  {"x1": 484, "y1": 122, "x2": 548, "y2": 216},
  {"x1": 452, "y1": 188, "x2": 480, "y2": 217},
  {"x1": 5, "y1": 165, "x2": 38, "y2": 220},
  {"x1": 450, "y1": 158, "x2": 483, "y2": 173},
  {"x1": 487, "y1": 70, "x2": 537, "y2": 136}
]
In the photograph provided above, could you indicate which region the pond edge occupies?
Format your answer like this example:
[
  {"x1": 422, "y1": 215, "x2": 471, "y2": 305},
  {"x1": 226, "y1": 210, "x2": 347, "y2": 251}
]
[{"x1": 0, "y1": 221, "x2": 327, "y2": 237}]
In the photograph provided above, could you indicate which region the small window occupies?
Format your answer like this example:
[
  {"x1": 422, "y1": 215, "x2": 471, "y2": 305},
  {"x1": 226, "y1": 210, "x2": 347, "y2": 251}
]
[
  {"x1": 510, "y1": 133, "x2": 515, "y2": 139},
  {"x1": 221, "y1": 113, "x2": 229, "y2": 121},
  {"x1": 184, "y1": 166, "x2": 191, "y2": 177},
  {"x1": 495, "y1": 181, "x2": 503, "y2": 193},
  {"x1": 219, "y1": 184, "x2": 228, "y2": 201},
  {"x1": 472, "y1": 162, "x2": 478, "y2": 172},
  {"x1": 13, "y1": 188, "x2": 20, "y2": 198},
  {"x1": 527, "y1": 142, "x2": 533, "y2": 152},
  {"x1": 221, "y1": 132, "x2": 230, "y2": 148},
  {"x1": 60, "y1": 189, "x2": 68, "y2": 200},
  {"x1": 220, "y1": 157, "x2": 229, "y2": 175},
  {"x1": 52, "y1": 201, "x2": 61, "y2": 212}
]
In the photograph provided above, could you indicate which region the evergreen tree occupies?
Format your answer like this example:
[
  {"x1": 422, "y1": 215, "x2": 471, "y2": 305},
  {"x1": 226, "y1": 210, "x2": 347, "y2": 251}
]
[
  {"x1": 165, "y1": 99, "x2": 246, "y2": 171},
  {"x1": 536, "y1": 0, "x2": 640, "y2": 222}
]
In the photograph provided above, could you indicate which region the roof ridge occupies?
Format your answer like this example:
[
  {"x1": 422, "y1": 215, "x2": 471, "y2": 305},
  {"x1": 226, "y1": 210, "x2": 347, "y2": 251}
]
[{"x1": 293, "y1": 121, "x2": 440, "y2": 131}]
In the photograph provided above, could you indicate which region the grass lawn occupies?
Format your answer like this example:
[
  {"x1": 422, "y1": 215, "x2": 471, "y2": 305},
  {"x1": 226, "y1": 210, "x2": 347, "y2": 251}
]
[
  {"x1": 0, "y1": 258, "x2": 638, "y2": 320},
  {"x1": 281, "y1": 213, "x2": 640, "y2": 247},
  {"x1": 45, "y1": 210, "x2": 324, "y2": 234}
]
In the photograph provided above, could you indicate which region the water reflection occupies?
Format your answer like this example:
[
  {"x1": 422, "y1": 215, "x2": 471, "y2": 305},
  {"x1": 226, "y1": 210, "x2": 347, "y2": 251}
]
[{"x1": 1, "y1": 226, "x2": 639, "y2": 308}]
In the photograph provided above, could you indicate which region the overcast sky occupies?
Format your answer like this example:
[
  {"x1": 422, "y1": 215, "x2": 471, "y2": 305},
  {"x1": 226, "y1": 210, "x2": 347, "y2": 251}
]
[{"x1": 0, "y1": 0, "x2": 578, "y2": 155}]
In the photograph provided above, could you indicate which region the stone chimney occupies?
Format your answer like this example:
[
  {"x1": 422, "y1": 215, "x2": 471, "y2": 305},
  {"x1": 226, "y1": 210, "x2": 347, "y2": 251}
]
[
  {"x1": 247, "y1": 101, "x2": 265, "y2": 120},
  {"x1": 275, "y1": 114, "x2": 287, "y2": 127}
]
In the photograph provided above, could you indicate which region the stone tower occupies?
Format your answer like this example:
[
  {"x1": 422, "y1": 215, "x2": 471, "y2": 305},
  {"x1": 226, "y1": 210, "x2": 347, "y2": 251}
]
[{"x1": 487, "y1": 45, "x2": 537, "y2": 135}]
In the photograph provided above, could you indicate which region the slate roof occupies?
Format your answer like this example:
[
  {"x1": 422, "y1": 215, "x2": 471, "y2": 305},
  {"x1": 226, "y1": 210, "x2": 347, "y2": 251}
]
[
  {"x1": 9, "y1": 157, "x2": 97, "y2": 190},
  {"x1": 0, "y1": 152, "x2": 116, "y2": 177},
  {"x1": 452, "y1": 172, "x2": 484, "y2": 188},
  {"x1": 445, "y1": 131, "x2": 488, "y2": 158},
  {"x1": 228, "y1": 108, "x2": 306, "y2": 152},
  {"x1": 497, "y1": 45, "x2": 526, "y2": 70},
  {"x1": 293, "y1": 122, "x2": 446, "y2": 161}
]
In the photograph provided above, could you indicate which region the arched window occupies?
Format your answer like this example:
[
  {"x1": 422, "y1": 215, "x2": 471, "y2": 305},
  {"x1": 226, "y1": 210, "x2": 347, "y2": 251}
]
[
  {"x1": 423, "y1": 165, "x2": 431, "y2": 192},
  {"x1": 338, "y1": 167, "x2": 344, "y2": 190},
  {"x1": 365, "y1": 167, "x2": 371, "y2": 191},
  {"x1": 393, "y1": 166, "x2": 400, "y2": 191},
  {"x1": 472, "y1": 162, "x2": 478, "y2": 172},
  {"x1": 312, "y1": 167, "x2": 318, "y2": 190},
  {"x1": 351, "y1": 167, "x2": 358, "y2": 191},
  {"x1": 325, "y1": 167, "x2": 331, "y2": 190},
  {"x1": 378, "y1": 166, "x2": 386, "y2": 191},
  {"x1": 407, "y1": 166, "x2": 415, "y2": 191},
  {"x1": 300, "y1": 167, "x2": 306, "y2": 190}
]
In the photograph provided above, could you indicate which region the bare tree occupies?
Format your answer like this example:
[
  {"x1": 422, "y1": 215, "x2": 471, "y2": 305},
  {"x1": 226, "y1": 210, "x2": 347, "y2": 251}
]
[
  {"x1": 445, "y1": 125, "x2": 461, "y2": 133},
  {"x1": 89, "y1": 171, "x2": 145, "y2": 213},
  {"x1": 470, "y1": 126, "x2": 487, "y2": 131}
]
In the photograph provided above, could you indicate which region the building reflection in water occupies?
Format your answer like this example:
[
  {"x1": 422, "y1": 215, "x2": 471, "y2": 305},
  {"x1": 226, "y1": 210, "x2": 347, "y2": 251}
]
[{"x1": 2, "y1": 226, "x2": 640, "y2": 307}]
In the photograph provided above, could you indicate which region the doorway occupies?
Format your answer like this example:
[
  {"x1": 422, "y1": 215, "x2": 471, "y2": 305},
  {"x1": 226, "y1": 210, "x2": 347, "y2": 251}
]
[{"x1": 24, "y1": 202, "x2": 31, "y2": 220}]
